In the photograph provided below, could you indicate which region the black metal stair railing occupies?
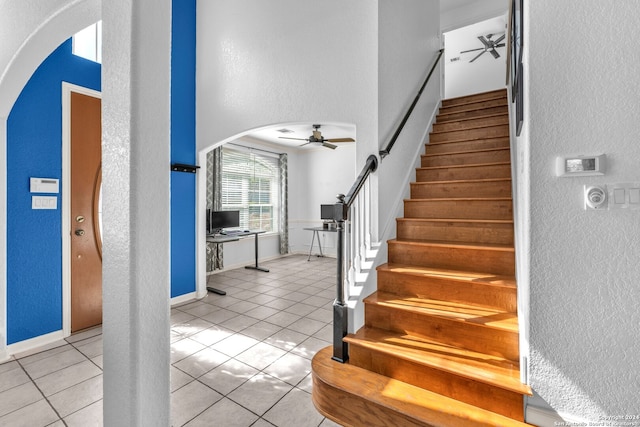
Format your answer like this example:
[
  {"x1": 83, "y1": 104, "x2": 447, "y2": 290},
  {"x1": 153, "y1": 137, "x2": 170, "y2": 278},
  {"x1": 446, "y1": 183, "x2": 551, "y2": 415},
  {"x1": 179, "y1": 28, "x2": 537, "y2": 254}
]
[{"x1": 331, "y1": 49, "x2": 444, "y2": 363}]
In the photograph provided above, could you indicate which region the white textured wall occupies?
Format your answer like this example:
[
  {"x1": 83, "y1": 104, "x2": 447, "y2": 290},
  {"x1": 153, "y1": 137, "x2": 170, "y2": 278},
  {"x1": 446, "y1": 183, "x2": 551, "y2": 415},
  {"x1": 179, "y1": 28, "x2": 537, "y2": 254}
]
[
  {"x1": 196, "y1": 0, "x2": 378, "y2": 168},
  {"x1": 444, "y1": 16, "x2": 507, "y2": 99},
  {"x1": 287, "y1": 143, "x2": 356, "y2": 257},
  {"x1": 528, "y1": 0, "x2": 640, "y2": 420},
  {"x1": 377, "y1": 0, "x2": 440, "y2": 237}
]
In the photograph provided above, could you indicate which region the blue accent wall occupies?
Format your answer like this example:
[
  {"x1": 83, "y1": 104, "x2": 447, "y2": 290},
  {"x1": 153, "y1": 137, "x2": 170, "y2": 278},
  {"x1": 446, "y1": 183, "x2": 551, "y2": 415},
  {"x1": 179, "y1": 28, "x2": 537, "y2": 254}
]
[
  {"x1": 6, "y1": 40, "x2": 101, "y2": 344},
  {"x1": 170, "y1": 0, "x2": 198, "y2": 297},
  {"x1": 6, "y1": 0, "x2": 197, "y2": 344}
]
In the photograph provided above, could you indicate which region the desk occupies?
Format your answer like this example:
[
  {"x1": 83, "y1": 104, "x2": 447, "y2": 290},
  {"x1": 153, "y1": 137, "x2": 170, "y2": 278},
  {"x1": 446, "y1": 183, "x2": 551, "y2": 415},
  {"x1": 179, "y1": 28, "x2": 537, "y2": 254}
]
[
  {"x1": 303, "y1": 227, "x2": 337, "y2": 261},
  {"x1": 206, "y1": 230, "x2": 268, "y2": 295}
]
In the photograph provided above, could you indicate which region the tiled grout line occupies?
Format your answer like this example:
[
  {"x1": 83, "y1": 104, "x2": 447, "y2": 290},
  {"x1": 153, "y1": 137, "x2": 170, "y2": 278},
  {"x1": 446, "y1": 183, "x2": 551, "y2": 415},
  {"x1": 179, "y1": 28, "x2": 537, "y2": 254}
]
[
  {"x1": 170, "y1": 307, "x2": 328, "y2": 423},
  {"x1": 14, "y1": 357, "x2": 68, "y2": 426},
  {"x1": 3, "y1": 255, "x2": 336, "y2": 427},
  {"x1": 171, "y1": 256, "x2": 336, "y2": 426}
]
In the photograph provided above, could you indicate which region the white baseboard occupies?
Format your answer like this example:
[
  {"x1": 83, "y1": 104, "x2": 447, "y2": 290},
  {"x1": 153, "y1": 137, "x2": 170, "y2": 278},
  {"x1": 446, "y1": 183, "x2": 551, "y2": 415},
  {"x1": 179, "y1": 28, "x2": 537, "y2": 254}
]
[
  {"x1": 6, "y1": 330, "x2": 66, "y2": 358},
  {"x1": 171, "y1": 292, "x2": 197, "y2": 307},
  {"x1": 526, "y1": 405, "x2": 587, "y2": 427}
]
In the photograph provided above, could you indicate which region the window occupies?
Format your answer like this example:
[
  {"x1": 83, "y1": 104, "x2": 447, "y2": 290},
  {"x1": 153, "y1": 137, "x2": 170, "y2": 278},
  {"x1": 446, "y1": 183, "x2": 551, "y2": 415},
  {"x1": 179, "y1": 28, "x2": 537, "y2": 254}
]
[
  {"x1": 221, "y1": 147, "x2": 280, "y2": 233},
  {"x1": 72, "y1": 21, "x2": 102, "y2": 64}
]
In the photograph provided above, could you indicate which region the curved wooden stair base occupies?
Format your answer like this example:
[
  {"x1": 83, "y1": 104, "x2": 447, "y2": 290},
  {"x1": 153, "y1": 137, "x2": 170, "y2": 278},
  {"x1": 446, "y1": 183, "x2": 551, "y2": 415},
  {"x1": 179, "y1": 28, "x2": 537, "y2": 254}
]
[
  {"x1": 312, "y1": 89, "x2": 531, "y2": 425},
  {"x1": 312, "y1": 346, "x2": 534, "y2": 427}
]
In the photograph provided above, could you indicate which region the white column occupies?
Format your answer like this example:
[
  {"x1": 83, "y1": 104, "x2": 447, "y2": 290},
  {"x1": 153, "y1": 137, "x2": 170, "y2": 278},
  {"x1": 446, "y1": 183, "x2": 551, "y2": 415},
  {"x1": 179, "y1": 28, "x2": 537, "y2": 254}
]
[{"x1": 102, "y1": 1, "x2": 171, "y2": 426}]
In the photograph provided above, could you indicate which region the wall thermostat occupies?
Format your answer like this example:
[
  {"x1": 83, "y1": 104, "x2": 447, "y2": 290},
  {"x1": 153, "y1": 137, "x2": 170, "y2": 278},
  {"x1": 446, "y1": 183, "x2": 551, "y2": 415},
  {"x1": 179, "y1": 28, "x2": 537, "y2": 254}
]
[
  {"x1": 584, "y1": 185, "x2": 607, "y2": 210},
  {"x1": 556, "y1": 154, "x2": 606, "y2": 177}
]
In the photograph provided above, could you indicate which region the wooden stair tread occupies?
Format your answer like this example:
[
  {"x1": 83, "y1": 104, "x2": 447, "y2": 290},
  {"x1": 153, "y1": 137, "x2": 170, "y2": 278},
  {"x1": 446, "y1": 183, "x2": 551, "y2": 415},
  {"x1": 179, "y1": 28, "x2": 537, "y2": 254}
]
[
  {"x1": 397, "y1": 218, "x2": 513, "y2": 225},
  {"x1": 433, "y1": 114, "x2": 509, "y2": 130},
  {"x1": 377, "y1": 263, "x2": 516, "y2": 288},
  {"x1": 441, "y1": 89, "x2": 507, "y2": 106},
  {"x1": 389, "y1": 238, "x2": 514, "y2": 252},
  {"x1": 365, "y1": 291, "x2": 519, "y2": 333},
  {"x1": 436, "y1": 106, "x2": 509, "y2": 123},
  {"x1": 439, "y1": 101, "x2": 508, "y2": 117},
  {"x1": 425, "y1": 137, "x2": 509, "y2": 150},
  {"x1": 345, "y1": 327, "x2": 531, "y2": 396},
  {"x1": 312, "y1": 346, "x2": 534, "y2": 427},
  {"x1": 422, "y1": 147, "x2": 509, "y2": 158},
  {"x1": 412, "y1": 177, "x2": 511, "y2": 185},
  {"x1": 428, "y1": 136, "x2": 509, "y2": 147},
  {"x1": 418, "y1": 161, "x2": 510, "y2": 171},
  {"x1": 406, "y1": 196, "x2": 512, "y2": 202},
  {"x1": 430, "y1": 123, "x2": 507, "y2": 136},
  {"x1": 436, "y1": 112, "x2": 508, "y2": 123}
]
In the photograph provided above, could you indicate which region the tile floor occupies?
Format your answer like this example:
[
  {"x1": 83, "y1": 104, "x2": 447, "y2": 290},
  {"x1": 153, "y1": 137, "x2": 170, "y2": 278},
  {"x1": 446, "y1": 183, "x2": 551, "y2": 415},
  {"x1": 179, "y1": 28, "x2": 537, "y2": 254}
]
[{"x1": 0, "y1": 254, "x2": 342, "y2": 427}]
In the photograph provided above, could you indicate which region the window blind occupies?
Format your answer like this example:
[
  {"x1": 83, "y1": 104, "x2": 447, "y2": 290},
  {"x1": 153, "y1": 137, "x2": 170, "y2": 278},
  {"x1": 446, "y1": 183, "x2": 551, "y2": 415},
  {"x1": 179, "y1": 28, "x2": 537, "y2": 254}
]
[{"x1": 221, "y1": 147, "x2": 279, "y2": 232}]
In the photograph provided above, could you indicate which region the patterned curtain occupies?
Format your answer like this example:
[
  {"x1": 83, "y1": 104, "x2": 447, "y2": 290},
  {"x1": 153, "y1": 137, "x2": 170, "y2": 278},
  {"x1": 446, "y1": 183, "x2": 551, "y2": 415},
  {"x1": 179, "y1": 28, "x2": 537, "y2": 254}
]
[
  {"x1": 279, "y1": 153, "x2": 289, "y2": 254},
  {"x1": 206, "y1": 147, "x2": 224, "y2": 271}
]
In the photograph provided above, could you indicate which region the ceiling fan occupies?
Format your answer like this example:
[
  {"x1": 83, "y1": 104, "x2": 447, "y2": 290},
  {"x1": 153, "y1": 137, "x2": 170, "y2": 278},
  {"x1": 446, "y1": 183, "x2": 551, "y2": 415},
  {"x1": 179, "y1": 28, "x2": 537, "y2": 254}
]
[
  {"x1": 278, "y1": 124, "x2": 355, "y2": 150},
  {"x1": 460, "y1": 33, "x2": 506, "y2": 63}
]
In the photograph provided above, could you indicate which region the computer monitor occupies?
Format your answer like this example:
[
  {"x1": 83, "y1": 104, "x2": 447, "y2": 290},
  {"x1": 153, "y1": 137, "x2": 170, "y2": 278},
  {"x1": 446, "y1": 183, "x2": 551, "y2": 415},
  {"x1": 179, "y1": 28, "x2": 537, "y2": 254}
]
[
  {"x1": 320, "y1": 204, "x2": 335, "y2": 221},
  {"x1": 209, "y1": 210, "x2": 240, "y2": 233}
]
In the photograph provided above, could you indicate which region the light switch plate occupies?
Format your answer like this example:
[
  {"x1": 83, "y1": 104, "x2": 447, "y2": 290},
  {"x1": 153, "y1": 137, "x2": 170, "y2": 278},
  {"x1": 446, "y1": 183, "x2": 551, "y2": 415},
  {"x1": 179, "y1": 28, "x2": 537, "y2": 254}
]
[
  {"x1": 32, "y1": 196, "x2": 57, "y2": 210},
  {"x1": 607, "y1": 183, "x2": 640, "y2": 210}
]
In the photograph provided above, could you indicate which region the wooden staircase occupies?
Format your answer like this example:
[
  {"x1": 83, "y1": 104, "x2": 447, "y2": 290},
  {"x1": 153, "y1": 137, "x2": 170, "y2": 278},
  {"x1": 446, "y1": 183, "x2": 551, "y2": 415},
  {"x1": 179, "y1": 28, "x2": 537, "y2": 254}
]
[{"x1": 312, "y1": 89, "x2": 533, "y2": 426}]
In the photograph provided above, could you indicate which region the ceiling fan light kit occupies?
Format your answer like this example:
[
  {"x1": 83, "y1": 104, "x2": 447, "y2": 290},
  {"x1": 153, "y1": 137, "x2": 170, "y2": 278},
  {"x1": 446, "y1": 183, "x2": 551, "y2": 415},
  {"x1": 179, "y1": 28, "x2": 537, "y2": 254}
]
[{"x1": 278, "y1": 124, "x2": 355, "y2": 150}]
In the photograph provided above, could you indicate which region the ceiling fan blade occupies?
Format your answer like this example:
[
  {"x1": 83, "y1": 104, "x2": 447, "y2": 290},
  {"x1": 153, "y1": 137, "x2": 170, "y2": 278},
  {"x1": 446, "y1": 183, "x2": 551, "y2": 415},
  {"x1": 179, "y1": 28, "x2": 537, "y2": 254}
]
[
  {"x1": 477, "y1": 36, "x2": 491, "y2": 49},
  {"x1": 460, "y1": 47, "x2": 485, "y2": 54},
  {"x1": 495, "y1": 43, "x2": 506, "y2": 48},
  {"x1": 299, "y1": 142, "x2": 313, "y2": 147},
  {"x1": 322, "y1": 142, "x2": 337, "y2": 150},
  {"x1": 325, "y1": 138, "x2": 355, "y2": 143},
  {"x1": 470, "y1": 50, "x2": 485, "y2": 63},
  {"x1": 490, "y1": 49, "x2": 500, "y2": 59},
  {"x1": 494, "y1": 34, "x2": 506, "y2": 44},
  {"x1": 279, "y1": 136, "x2": 308, "y2": 141}
]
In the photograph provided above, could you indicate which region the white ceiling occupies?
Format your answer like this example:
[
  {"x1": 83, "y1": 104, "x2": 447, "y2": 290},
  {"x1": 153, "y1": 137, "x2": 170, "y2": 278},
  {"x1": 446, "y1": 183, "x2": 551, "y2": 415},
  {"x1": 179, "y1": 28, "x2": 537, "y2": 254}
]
[
  {"x1": 244, "y1": 123, "x2": 356, "y2": 150},
  {"x1": 244, "y1": 0, "x2": 479, "y2": 150},
  {"x1": 440, "y1": 0, "x2": 478, "y2": 13}
]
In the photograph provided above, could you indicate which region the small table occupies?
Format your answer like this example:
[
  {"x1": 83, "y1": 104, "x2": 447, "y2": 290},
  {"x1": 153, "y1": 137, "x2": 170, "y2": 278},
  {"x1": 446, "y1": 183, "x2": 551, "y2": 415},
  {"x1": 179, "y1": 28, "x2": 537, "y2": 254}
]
[
  {"x1": 206, "y1": 230, "x2": 268, "y2": 295},
  {"x1": 303, "y1": 227, "x2": 337, "y2": 261}
]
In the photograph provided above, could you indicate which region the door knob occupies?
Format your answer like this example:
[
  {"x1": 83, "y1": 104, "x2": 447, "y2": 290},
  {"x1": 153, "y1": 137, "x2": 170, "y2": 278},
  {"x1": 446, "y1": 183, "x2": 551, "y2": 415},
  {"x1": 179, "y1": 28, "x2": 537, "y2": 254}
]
[{"x1": 75, "y1": 229, "x2": 85, "y2": 236}]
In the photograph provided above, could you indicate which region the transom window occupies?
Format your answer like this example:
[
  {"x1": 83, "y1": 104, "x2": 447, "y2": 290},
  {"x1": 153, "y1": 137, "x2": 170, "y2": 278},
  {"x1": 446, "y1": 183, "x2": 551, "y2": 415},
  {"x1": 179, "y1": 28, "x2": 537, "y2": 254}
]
[{"x1": 72, "y1": 21, "x2": 102, "y2": 64}]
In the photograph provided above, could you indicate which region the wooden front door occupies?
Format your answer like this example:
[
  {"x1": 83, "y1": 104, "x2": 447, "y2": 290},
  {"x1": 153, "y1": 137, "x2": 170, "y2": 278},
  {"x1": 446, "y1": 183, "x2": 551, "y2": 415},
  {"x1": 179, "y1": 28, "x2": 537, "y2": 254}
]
[{"x1": 70, "y1": 91, "x2": 102, "y2": 332}]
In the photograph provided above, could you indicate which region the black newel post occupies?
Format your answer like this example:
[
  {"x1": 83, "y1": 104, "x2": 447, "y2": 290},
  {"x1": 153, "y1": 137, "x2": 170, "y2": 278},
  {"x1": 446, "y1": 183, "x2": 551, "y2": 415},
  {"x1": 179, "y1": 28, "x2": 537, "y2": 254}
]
[{"x1": 332, "y1": 194, "x2": 349, "y2": 363}]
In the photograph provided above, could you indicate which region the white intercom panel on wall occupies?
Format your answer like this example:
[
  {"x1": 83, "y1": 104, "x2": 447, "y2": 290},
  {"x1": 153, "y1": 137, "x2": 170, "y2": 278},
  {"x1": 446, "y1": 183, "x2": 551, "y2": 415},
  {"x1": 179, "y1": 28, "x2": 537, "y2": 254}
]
[{"x1": 30, "y1": 177, "x2": 59, "y2": 193}]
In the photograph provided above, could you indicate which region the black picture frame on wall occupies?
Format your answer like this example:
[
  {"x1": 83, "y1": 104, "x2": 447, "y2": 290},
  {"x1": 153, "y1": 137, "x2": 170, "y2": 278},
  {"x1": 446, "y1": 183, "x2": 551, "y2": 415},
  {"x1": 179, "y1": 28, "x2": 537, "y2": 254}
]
[{"x1": 511, "y1": 0, "x2": 524, "y2": 135}]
